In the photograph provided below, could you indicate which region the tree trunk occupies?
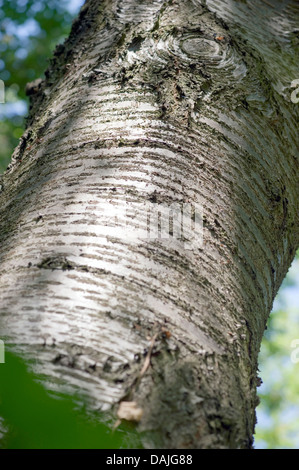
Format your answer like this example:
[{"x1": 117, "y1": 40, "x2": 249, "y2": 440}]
[{"x1": 0, "y1": 0, "x2": 298, "y2": 449}]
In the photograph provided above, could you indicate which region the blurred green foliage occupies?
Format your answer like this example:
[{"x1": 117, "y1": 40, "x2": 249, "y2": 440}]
[
  {"x1": 0, "y1": 0, "x2": 83, "y2": 171},
  {"x1": 0, "y1": 350, "x2": 142, "y2": 449},
  {"x1": 255, "y1": 254, "x2": 299, "y2": 448}
]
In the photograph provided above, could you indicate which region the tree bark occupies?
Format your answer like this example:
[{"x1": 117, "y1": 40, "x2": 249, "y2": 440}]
[{"x1": 0, "y1": 0, "x2": 298, "y2": 449}]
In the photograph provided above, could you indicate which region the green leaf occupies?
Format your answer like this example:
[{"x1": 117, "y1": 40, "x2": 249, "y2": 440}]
[{"x1": 0, "y1": 350, "x2": 141, "y2": 449}]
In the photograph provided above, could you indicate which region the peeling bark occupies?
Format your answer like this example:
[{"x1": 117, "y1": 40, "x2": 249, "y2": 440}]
[{"x1": 0, "y1": 0, "x2": 298, "y2": 448}]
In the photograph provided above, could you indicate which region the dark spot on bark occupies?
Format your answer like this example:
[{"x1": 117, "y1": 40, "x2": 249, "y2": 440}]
[
  {"x1": 128, "y1": 36, "x2": 144, "y2": 52},
  {"x1": 256, "y1": 376, "x2": 263, "y2": 387},
  {"x1": 270, "y1": 264, "x2": 275, "y2": 274},
  {"x1": 54, "y1": 43, "x2": 65, "y2": 58},
  {"x1": 37, "y1": 255, "x2": 74, "y2": 271},
  {"x1": 149, "y1": 191, "x2": 158, "y2": 203},
  {"x1": 176, "y1": 84, "x2": 186, "y2": 100},
  {"x1": 134, "y1": 353, "x2": 141, "y2": 363},
  {"x1": 94, "y1": 139, "x2": 105, "y2": 149},
  {"x1": 117, "y1": 32, "x2": 127, "y2": 48},
  {"x1": 37, "y1": 117, "x2": 53, "y2": 137},
  {"x1": 52, "y1": 353, "x2": 67, "y2": 365},
  {"x1": 25, "y1": 78, "x2": 43, "y2": 97},
  {"x1": 103, "y1": 361, "x2": 112, "y2": 373}
]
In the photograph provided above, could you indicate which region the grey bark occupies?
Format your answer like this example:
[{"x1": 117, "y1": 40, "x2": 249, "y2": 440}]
[{"x1": 0, "y1": 0, "x2": 298, "y2": 448}]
